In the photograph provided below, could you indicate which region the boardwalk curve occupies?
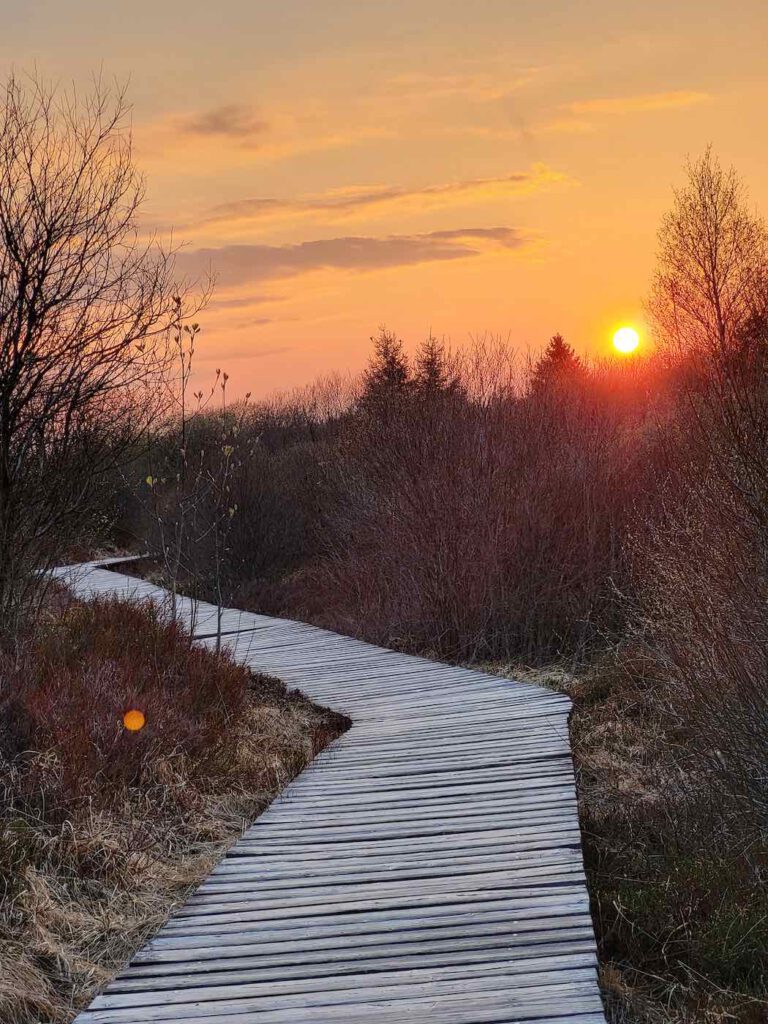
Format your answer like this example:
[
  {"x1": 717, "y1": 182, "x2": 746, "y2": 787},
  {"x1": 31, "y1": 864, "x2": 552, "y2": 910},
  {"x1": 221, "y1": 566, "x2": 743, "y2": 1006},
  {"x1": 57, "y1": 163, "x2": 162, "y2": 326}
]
[{"x1": 54, "y1": 562, "x2": 606, "y2": 1024}]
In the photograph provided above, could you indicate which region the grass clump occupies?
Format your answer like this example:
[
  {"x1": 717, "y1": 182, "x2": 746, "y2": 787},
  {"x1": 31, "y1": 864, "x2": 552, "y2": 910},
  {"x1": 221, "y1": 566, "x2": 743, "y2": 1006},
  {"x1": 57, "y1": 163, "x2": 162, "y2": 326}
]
[{"x1": 0, "y1": 596, "x2": 349, "y2": 1024}]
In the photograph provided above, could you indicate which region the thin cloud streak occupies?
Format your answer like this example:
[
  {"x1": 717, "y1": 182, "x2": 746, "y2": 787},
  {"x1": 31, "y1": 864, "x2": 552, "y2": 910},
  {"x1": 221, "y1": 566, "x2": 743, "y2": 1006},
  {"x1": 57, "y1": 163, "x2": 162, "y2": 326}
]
[
  {"x1": 207, "y1": 294, "x2": 285, "y2": 310},
  {"x1": 197, "y1": 166, "x2": 564, "y2": 230},
  {"x1": 197, "y1": 343, "x2": 295, "y2": 363},
  {"x1": 382, "y1": 69, "x2": 539, "y2": 101},
  {"x1": 178, "y1": 227, "x2": 529, "y2": 288},
  {"x1": 567, "y1": 90, "x2": 710, "y2": 116},
  {"x1": 137, "y1": 107, "x2": 395, "y2": 168}
]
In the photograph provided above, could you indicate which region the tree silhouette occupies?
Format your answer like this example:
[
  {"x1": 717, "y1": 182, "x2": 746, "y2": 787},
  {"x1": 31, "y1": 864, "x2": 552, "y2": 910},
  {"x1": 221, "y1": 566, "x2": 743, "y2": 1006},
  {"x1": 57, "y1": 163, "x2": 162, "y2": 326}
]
[
  {"x1": 359, "y1": 328, "x2": 411, "y2": 416},
  {"x1": 413, "y1": 336, "x2": 463, "y2": 398},
  {"x1": 531, "y1": 334, "x2": 583, "y2": 391},
  {"x1": 650, "y1": 147, "x2": 768, "y2": 360},
  {"x1": 0, "y1": 73, "x2": 183, "y2": 637}
]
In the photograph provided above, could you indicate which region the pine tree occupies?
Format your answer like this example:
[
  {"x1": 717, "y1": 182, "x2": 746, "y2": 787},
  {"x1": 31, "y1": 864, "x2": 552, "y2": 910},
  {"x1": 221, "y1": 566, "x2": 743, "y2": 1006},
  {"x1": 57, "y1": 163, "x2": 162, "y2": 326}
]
[
  {"x1": 531, "y1": 334, "x2": 583, "y2": 391},
  {"x1": 359, "y1": 328, "x2": 411, "y2": 416},
  {"x1": 413, "y1": 336, "x2": 462, "y2": 397}
]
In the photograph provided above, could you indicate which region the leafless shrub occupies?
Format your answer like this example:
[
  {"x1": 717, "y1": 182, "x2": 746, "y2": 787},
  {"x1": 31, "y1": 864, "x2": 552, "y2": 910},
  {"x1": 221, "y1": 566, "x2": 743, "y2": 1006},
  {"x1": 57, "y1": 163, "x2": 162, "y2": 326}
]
[
  {"x1": 293, "y1": 337, "x2": 656, "y2": 662},
  {"x1": 139, "y1": 311, "x2": 248, "y2": 642}
]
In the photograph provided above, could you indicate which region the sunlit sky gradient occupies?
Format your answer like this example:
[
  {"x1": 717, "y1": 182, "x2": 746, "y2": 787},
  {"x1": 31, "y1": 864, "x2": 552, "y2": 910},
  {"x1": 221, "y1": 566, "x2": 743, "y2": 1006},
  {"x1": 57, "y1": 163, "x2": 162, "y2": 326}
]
[{"x1": 4, "y1": 1, "x2": 768, "y2": 396}]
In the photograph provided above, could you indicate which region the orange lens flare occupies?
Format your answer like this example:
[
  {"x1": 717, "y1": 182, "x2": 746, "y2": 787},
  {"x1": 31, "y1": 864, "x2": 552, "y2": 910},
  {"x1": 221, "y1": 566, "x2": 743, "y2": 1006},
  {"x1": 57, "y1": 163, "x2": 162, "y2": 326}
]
[{"x1": 123, "y1": 709, "x2": 146, "y2": 732}]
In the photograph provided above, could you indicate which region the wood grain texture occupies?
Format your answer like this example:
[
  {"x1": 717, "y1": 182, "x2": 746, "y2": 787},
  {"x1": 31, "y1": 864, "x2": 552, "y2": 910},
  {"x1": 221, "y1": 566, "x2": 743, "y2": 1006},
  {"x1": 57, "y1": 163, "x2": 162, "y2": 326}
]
[{"x1": 52, "y1": 563, "x2": 605, "y2": 1023}]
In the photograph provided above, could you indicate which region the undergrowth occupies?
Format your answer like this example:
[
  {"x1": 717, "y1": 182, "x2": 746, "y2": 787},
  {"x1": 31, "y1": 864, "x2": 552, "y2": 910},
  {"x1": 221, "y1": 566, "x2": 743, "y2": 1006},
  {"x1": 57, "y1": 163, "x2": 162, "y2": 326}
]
[
  {"x1": 0, "y1": 596, "x2": 349, "y2": 1024},
  {"x1": 488, "y1": 657, "x2": 768, "y2": 1024}
]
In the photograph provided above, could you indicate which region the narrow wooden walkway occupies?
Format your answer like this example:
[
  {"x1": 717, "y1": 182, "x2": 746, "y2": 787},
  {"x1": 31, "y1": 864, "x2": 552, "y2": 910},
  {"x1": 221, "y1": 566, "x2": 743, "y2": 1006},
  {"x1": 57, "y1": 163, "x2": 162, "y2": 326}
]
[{"x1": 54, "y1": 562, "x2": 606, "y2": 1024}]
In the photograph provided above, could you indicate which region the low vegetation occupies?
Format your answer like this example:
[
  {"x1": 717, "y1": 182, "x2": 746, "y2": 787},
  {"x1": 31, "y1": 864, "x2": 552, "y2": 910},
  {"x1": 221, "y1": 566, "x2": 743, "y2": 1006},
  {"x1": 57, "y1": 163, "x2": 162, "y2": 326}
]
[
  {"x1": 0, "y1": 596, "x2": 348, "y2": 1024},
  {"x1": 495, "y1": 657, "x2": 768, "y2": 1023}
]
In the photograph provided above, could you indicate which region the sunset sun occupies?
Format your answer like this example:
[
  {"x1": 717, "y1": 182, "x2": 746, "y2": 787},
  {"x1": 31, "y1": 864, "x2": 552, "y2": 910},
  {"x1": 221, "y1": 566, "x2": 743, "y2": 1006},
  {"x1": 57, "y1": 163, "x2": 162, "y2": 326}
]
[{"x1": 612, "y1": 326, "x2": 640, "y2": 355}]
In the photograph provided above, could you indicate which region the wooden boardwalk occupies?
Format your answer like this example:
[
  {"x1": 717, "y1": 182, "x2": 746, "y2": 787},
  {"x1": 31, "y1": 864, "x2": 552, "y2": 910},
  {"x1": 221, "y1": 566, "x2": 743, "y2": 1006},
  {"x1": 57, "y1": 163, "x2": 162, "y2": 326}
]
[{"x1": 54, "y1": 562, "x2": 606, "y2": 1024}]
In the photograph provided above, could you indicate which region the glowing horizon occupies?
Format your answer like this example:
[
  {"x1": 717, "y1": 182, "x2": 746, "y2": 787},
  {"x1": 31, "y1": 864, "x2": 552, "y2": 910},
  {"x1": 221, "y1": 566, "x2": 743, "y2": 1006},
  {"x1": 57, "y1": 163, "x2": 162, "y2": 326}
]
[{"x1": 4, "y1": 0, "x2": 767, "y2": 397}]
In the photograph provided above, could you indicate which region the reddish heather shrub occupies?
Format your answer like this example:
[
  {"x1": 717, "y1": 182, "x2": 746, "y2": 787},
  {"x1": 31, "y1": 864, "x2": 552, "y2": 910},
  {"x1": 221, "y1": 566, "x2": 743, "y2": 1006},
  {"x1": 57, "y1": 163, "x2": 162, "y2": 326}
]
[{"x1": 0, "y1": 598, "x2": 248, "y2": 798}]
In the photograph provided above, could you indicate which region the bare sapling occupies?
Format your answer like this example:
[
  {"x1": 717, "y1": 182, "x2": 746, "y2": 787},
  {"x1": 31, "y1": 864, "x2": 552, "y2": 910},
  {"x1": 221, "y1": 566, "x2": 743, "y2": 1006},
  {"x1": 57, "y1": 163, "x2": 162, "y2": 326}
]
[{"x1": 143, "y1": 302, "x2": 250, "y2": 649}]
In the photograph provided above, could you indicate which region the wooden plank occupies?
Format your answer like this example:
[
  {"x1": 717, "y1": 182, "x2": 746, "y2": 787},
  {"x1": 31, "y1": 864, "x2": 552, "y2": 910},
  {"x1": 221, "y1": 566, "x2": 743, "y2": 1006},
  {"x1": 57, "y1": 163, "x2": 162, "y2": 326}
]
[
  {"x1": 91, "y1": 955, "x2": 599, "y2": 1010},
  {"x1": 109, "y1": 937, "x2": 599, "y2": 987},
  {"x1": 137, "y1": 910, "x2": 597, "y2": 960},
  {"x1": 80, "y1": 980, "x2": 604, "y2": 1023}
]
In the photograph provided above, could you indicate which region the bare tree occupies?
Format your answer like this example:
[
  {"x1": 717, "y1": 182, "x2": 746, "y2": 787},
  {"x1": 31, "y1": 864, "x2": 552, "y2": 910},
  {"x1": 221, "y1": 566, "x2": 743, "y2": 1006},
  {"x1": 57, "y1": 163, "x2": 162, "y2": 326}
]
[
  {"x1": 639, "y1": 151, "x2": 768, "y2": 818},
  {"x1": 0, "y1": 73, "x2": 181, "y2": 638},
  {"x1": 650, "y1": 152, "x2": 768, "y2": 516},
  {"x1": 650, "y1": 147, "x2": 768, "y2": 359}
]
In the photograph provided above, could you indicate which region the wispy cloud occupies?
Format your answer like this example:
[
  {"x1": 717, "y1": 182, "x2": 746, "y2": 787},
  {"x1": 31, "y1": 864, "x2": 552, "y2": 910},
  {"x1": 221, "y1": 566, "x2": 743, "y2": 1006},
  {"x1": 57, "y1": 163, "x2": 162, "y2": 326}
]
[
  {"x1": 171, "y1": 103, "x2": 268, "y2": 145},
  {"x1": 178, "y1": 226, "x2": 528, "y2": 288},
  {"x1": 207, "y1": 293, "x2": 284, "y2": 310},
  {"x1": 441, "y1": 119, "x2": 594, "y2": 142},
  {"x1": 137, "y1": 101, "x2": 391, "y2": 170},
  {"x1": 232, "y1": 317, "x2": 278, "y2": 330},
  {"x1": 382, "y1": 69, "x2": 538, "y2": 102},
  {"x1": 196, "y1": 342, "x2": 295, "y2": 364},
  {"x1": 567, "y1": 90, "x2": 710, "y2": 116},
  {"x1": 196, "y1": 166, "x2": 564, "y2": 231}
]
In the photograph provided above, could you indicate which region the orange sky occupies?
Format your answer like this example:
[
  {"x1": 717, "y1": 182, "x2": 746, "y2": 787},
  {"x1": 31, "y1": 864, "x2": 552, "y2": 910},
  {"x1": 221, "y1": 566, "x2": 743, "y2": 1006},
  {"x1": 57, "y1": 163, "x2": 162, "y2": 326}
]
[{"x1": 5, "y1": 1, "x2": 768, "y2": 397}]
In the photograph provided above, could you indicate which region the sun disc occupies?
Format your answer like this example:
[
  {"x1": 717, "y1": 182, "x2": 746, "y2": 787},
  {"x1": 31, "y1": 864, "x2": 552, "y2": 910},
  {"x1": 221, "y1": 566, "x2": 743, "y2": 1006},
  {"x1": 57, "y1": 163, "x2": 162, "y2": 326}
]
[{"x1": 613, "y1": 326, "x2": 640, "y2": 354}]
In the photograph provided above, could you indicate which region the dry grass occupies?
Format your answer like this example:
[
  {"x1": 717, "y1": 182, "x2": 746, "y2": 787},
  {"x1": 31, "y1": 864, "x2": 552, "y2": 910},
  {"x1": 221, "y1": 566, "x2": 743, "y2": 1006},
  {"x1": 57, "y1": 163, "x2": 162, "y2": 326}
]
[
  {"x1": 483, "y1": 657, "x2": 768, "y2": 1024},
  {"x1": 0, "y1": 596, "x2": 349, "y2": 1024}
]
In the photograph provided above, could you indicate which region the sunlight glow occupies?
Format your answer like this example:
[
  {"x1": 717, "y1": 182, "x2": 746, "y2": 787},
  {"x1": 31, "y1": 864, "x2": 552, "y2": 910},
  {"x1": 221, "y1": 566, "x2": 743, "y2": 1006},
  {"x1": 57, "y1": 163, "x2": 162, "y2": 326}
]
[{"x1": 612, "y1": 326, "x2": 640, "y2": 354}]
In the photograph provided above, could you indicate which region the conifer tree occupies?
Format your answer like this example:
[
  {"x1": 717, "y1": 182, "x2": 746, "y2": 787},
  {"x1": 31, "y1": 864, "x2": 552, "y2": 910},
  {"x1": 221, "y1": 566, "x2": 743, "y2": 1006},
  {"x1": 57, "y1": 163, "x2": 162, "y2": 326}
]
[
  {"x1": 359, "y1": 328, "x2": 411, "y2": 416},
  {"x1": 413, "y1": 336, "x2": 461, "y2": 397},
  {"x1": 531, "y1": 334, "x2": 583, "y2": 391}
]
